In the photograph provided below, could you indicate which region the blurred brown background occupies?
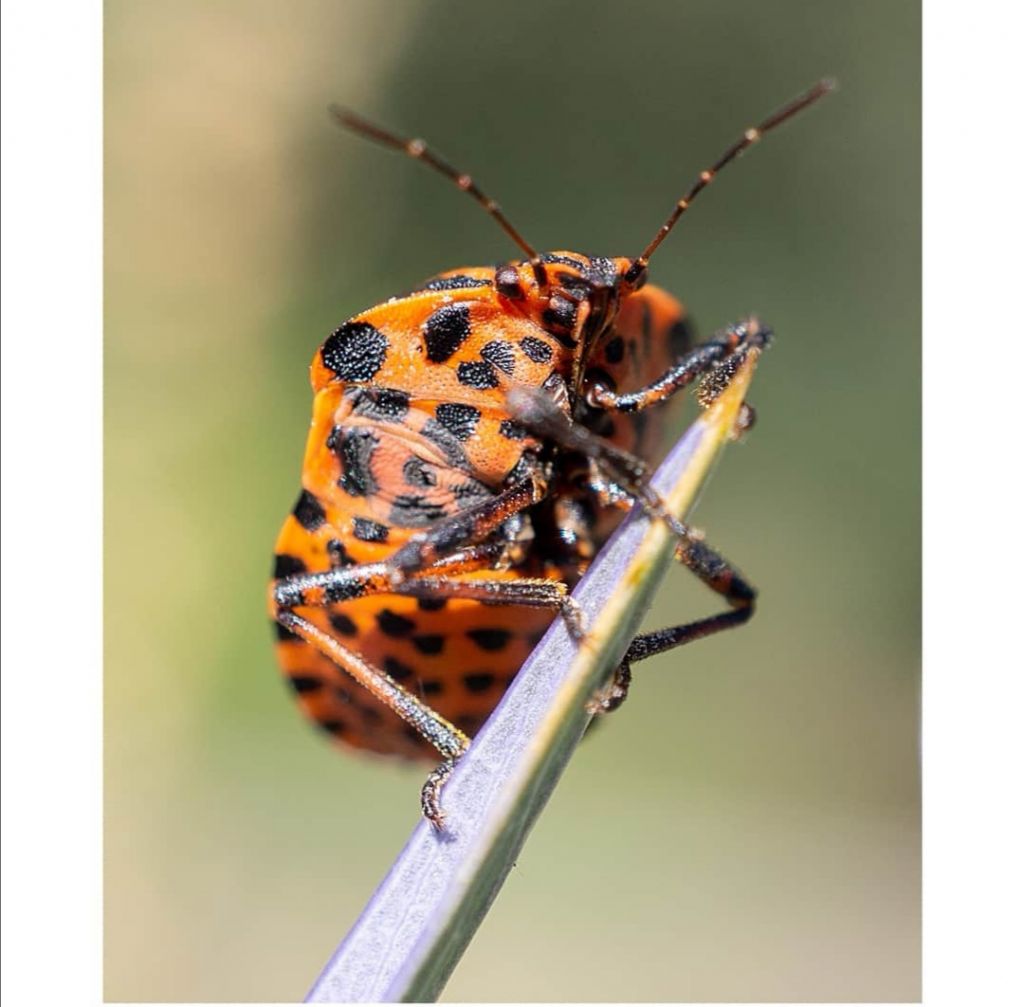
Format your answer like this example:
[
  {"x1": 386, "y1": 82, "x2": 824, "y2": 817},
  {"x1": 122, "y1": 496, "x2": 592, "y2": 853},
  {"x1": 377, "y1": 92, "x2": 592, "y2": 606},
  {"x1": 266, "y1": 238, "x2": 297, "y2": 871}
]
[{"x1": 105, "y1": 0, "x2": 920, "y2": 1000}]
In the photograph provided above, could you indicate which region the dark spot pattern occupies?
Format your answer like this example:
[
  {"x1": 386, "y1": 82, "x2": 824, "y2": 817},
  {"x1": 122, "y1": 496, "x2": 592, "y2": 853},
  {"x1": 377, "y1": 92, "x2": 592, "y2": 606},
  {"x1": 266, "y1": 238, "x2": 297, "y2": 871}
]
[
  {"x1": 418, "y1": 274, "x2": 491, "y2": 292},
  {"x1": 292, "y1": 489, "x2": 325, "y2": 531},
  {"x1": 423, "y1": 303, "x2": 471, "y2": 362},
  {"x1": 319, "y1": 719, "x2": 346, "y2": 736},
  {"x1": 420, "y1": 419, "x2": 470, "y2": 469},
  {"x1": 273, "y1": 553, "x2": 307, "y2": 579},
  {"x1": 289, "y1": 675, "x2": 323, "y2": 694},
  {"x1": 274, "y1": 620, "x2": 301, "y2": 643},
  {"x1": 412, "y1": 634, "x2": 444, "y2": 655},
  {"x1": 604, "y1": 336, "x2": 625, "y2": 364},
  {"x1": 389, "y1": 494, "x2": 449, "y2": 527},
  {"x1": 352, "y1": 517, "x2": 389, "y2": 542},
  {"x1": 498, "y1": 419, "x2": 527, "y2": 440},
  {"x1": 434, "y1": 402, "x2": 481, "y2": 441},
  {"x1": 329, "y1": 611, "x2": 357, "y2": 636},
  {"x1": 350, "y1": 386, "x2": 410, "y2": 422},
  {"x1": 420, "y1": 680, "x2": 444, "y2": 696},
  {"x1": 384, "y1": 656, "x2": 414, "y2": 681},
  {"x1": 377, "y1": 608, "x2": 416, "y2": 637},
  {"x1": 403, "y1": 456, "x2": 438, "y2": 488},
  {"x1": 330, "y1": 427, "x2": 379, "y2": 497},
  {"x1": 417, "y1": 596, "x2": 448, "y2": 611},
  {"x1": 540, "y1": 253, "x2": 587, "y2": 270},
  {"x1": 519, "y1": 336, "x2": 553, "y2": 363},
  {"x1": 463, "y1": 672, "x2": 497, "y2": 693},
  {"x1": 467, "y1": 627, "x2": 513, "y2": 651},
  {"x1": 481, "y1": 339, "x2": 516, "y2": 375},
  {"x1": 457, "y1": 360, "x2": 499, "y2": 389},
  {"x1": 321, "y1": 321, "x2": 387, "y2": 381}
]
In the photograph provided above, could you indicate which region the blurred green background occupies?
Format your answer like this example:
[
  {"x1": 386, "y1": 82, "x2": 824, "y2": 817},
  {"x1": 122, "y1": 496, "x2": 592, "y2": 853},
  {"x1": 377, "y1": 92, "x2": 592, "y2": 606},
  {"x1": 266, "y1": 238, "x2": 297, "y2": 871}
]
[{"x1": 105, "y1": 0, "x2": 920, "y2": 1001}]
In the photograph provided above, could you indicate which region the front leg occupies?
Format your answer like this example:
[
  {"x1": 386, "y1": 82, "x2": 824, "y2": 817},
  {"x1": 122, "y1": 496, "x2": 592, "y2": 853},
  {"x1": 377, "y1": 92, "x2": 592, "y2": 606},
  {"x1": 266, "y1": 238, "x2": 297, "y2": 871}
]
[{"x1": 585, "y1": 317, "x2": 771, "y2": 413}]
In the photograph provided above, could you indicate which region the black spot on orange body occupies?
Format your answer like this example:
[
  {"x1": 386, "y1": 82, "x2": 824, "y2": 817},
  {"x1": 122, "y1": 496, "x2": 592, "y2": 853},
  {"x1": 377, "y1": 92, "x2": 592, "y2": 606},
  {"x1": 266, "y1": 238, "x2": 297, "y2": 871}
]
[
  {"x1": 457, "y1": 360, "x2": 499, "y2": 389},
  {"x1": 389, "y1": 494, "x2": 449, "y2": 527},
  {"x1": 331, "y1": 427, "x2": 379, "y2": 497},
  {"x1": 377, "y1": 608, "x2": 416, "y2": 637},
  {"x1": 384, "y1": 656, "x2": 414, "y2": 681},
  {"x1": 604, "y1": 336, "x2": 625, "y2": 364},
  {"x1": 329, "y1": 611, "x2": 357, "y2": 636},
  {"x1": 289, "y1": 674, "x2": 324, "y2": 694},
  {"x1": 481, "y1": 340, "x2": 516, "y2": 375},
  {"x1": 434, "y1": 402, "x2": 481, "y2": 441},
  {"x1": 418, "y1": 274, "x2": 491, "y2": 292},
  {"x1": 274, "y1": 553, "x2": 306, "y2": 578},
  {"x1": 321, "y1": 321, "x2": 388, "y2": 381},
  {"x1": 349, "y1": 386, "x2": 411, "y2": 422},
  {"x1": 352, "y1": 517, "x2": 389, "y2": 542},
  {"x1": 499, "y1": 419, "x2": 527, "y2": 440},
  {"x1": 467, "y1": 627, "x2": 513, "y2": 651},
  {"x1": 292, "y1": 489, "x2": 326, "y2": 531},
  {"x1": 423, "y1": 303, "x2": 471, "y2": 362},
  {"x1": 519, "y1": 336, "x2": 553, "y2": 363},
  {"x1": 412, "y1": 634, "x2": 444, "y2": 655}
]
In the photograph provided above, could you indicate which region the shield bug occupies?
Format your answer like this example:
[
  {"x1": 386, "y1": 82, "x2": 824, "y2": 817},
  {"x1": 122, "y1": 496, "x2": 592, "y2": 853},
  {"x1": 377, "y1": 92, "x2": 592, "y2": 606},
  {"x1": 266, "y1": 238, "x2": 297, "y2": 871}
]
[{"x1": 270, "y1": 80, "x2": 833, "y2": 826}]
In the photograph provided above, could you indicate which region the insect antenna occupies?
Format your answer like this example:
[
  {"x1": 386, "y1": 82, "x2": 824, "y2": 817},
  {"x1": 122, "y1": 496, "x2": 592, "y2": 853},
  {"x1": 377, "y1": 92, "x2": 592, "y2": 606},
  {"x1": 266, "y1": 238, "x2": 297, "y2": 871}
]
[
  {"x1": 330, "y1": 105, "x2": 540, "y2": 265},
  {"x1": 623, "y1": 78, "x2": 835, "y2": 287}
]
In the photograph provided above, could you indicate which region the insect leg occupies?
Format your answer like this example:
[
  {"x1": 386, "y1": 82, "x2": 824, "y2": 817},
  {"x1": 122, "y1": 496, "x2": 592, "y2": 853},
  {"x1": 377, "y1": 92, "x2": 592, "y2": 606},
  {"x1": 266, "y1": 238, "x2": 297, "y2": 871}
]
[
  {"x1": 509, "y1": 387, "x2": 756, "y2": 713},
  {"x1": 587, "y1": 584, "x2": 754, "y2": 714},
  {"x1": 585, "y1": 317, "x2": 771, "y2": 413},
  {"x1": 275, "y1": 608, "x2": 469, "y2": 829},
  {"x1": 274, "y1": 556, "x2": 584, "y2": 637},
  {"x1": 272, "y1": 529, "x2": 580, "y2": 829},
  {"x1": 384, "y1": 472, "x2": 547, "y2": 577},
  {"x1": 273, "y1": 475, "x2": 549, "y2": 614}
]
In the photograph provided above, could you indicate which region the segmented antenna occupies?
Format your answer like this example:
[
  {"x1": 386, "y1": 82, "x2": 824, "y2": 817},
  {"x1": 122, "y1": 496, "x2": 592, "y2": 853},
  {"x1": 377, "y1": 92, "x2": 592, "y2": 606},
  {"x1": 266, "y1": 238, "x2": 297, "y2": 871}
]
[
  {"x1": 624, "y1": 79, "x2": 835, "y2": 286},
  {"x1": 330, "y1": 105, "x2": 539, "y2": 262}
]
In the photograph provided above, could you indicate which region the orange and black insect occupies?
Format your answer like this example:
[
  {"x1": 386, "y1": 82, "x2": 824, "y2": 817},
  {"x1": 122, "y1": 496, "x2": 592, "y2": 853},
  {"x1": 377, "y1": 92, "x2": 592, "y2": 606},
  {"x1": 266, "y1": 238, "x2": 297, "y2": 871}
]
[{"x1": 270, "y1": 80, "x2": 833, "y2": 827}]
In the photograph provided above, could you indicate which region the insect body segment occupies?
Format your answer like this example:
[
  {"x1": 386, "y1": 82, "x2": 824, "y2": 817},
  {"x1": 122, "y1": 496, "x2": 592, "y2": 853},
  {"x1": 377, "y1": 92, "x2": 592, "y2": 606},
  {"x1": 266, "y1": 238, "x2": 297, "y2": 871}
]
[{"x1": 271, "y1": 82, "x2": 832, "y2": 827}]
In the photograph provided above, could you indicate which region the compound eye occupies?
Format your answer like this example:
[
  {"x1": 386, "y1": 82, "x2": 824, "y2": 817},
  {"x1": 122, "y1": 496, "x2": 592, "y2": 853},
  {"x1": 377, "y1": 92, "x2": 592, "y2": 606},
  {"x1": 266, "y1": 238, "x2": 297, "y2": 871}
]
[{"x1": 494, "y1": 264, "x2": 525, "y2": 300}]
